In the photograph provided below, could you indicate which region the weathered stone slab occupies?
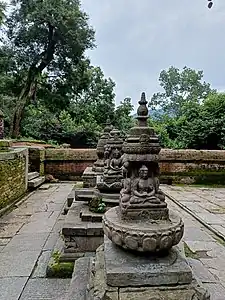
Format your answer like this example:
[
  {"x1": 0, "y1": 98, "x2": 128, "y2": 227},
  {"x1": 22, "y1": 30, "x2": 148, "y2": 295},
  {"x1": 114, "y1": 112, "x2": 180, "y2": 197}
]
[
  {"x1": 104, "y1": 237, "x2": 192, "y2": 287},
  {"x1": 39, "y1": 184, "x2": 50, "y2": 190},
  {"x1": 184, "y1": 227, "x2": 213, "y2": 241},
  {"x1": 32, "y1": 250, "x2": 52, "y2": 278},
  {"x1": 19, "y1": 278, "x2": 70, "y2": 300},
  {"x1": 19, "y1": 211, "x2": 59, "y2": 234},
  {"x1": 188, "y1": 258, "x2": 218, "y2": 283},
  {"x1": 67, "y1": 190, "x2": 75, "y2": 207},
  {"x1": 2, "y1": 233, "x2": 48, "y2": 252},
  {"x1": 80, "y1": 206, "x2": 103, "y2": 222},
  {"x1": 119, "y1": 282, "x2": 209, "y2": 300},
  {"x1": 185, "y1": 241, "x2": 219, "y2": 253},
  {"x1": 0, "y1": 222, "x2": 24, "y2": 238},
  {"x1": 0, "y1": 277, "x2": 28, "y2": 300},
  {"x1": 75, "y1": 188, "x2": 94, "y2": 202},
  {"x1": 28, "y1": 171, "x2": 39, "y2": 181},
  {"x1": 204, "y1": 283, "x2": 225, "y2": 300},
  {"x1": 28, "y1": 176, "x2": 45, "y2": 188},
  {"x1": 65, "y1": 257, "x2": 91, "y2": 300},
  {"x1": 0, "y1": 250, "x2": 40, "y2": 277}
]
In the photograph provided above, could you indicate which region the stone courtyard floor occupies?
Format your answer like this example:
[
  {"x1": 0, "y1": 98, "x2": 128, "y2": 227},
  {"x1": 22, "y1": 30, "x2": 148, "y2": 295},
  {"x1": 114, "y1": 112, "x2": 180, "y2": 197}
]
[{"x1": 1, "y1": 184, "x2": 225, "y2": 299}]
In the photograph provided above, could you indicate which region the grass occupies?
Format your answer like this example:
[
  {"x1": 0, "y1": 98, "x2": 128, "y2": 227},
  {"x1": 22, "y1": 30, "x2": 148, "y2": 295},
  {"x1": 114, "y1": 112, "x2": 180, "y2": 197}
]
[{"x1": 184, "y1": 242, "x2": 200, "y2": 259}]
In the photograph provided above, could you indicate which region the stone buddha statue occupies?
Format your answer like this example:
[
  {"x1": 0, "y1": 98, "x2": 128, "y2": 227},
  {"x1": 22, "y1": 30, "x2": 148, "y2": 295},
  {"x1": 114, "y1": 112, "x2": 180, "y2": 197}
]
[
  {"x1": 107, "y1": 148, "x2": 123, "y2": 175},
  {"x1": 130, "y1": 165, "x2": 161, "y2": 205}
]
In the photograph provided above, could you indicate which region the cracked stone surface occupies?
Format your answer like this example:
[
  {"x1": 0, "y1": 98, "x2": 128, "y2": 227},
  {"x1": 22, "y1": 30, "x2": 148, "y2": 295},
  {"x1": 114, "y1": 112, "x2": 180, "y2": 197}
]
[
  {"x1": 0, "y1": 183, "x2": 74, "y2": 300},
  {"x1": 1, "y1": 184, "x2": 225, "y2": 299}
]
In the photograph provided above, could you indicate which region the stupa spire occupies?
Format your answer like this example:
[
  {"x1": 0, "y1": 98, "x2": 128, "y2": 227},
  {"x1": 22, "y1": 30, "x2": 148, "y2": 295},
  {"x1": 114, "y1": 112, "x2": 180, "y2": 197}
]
[{"x1": 136, "y1": 92, "x2": 149, "y2": 127}]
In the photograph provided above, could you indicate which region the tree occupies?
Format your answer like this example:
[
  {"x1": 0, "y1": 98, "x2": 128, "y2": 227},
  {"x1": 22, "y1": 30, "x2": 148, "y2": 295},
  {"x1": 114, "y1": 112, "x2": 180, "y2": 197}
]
[
  {"x1": 149, "y1": 66, "x2": 214, "y2": 117},
  {"x1": 114, "y1": 97, "x2": 134, "y2": 134},
  {"x1": 19, "y1": 64, "x2": 116, "y2": 147},
  {"x1": 70, "y1": 66, "x2": 116, "y2": 126},
  {"x1": 3, "y1": 0, "x2": 95, "y2": 138},
  {"x1": 0, "y1": 1, "x2": 5, "y2": 24}
]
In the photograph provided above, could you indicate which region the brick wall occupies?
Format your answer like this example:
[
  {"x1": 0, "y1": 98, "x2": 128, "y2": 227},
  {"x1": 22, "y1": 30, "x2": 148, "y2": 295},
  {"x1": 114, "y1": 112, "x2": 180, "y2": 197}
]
[
  {"x1": 44, "y1": 148, "x2": 225, "y2": 184},
  {"x1": 45, "y1": 149, "x2": 96, "y2": 180},
  {"x1": 0, "y1": 148, "x2": 28, "y2": 210}
]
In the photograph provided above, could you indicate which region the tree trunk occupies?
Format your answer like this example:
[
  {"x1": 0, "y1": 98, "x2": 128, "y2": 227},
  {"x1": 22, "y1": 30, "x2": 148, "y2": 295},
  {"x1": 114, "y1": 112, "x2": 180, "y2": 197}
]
[
  {"x1": 10, "y1": 23, "x2": 57, "y2": 138},
  {"x1": 10, "y1": 73, "x2": 38, "y2": 138}
]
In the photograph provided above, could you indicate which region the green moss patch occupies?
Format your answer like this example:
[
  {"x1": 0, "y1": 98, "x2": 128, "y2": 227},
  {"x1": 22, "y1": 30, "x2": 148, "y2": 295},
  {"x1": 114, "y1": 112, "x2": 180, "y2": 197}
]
[
  {"x1": 184, "y1": 242, "x2": 200, "y2": 259},
  {"x1": 46, "y1": 250, "x2": 74, "y2": 278}
]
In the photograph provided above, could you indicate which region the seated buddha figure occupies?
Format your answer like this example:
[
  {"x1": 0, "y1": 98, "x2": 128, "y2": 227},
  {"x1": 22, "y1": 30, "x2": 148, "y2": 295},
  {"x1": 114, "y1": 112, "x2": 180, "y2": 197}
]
[
  {"x1": 130, "y1": 165, "x2": 161, "y2": 205},
  {"x1": 107, "y1": 148, "x2": 123, "y2": 175}
]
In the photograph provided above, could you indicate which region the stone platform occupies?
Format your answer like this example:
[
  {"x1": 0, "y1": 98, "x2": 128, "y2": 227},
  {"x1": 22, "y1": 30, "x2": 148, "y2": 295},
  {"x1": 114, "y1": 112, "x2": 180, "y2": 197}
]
[
  {"x1": 75, "y1": 188, "x2": 118, "y2": 207},
  {"x1": 82, "y1": 166, "x2": 97, "y2": 188},
  {"x1": 61, "y1": 201, "x2": 103, "y2": 260},
  {"x1": 104, "y1": 236, "x2": 192, "y2": 287},
  {"x1": 70, "y1": 240, "x2": 210, "y2": 300}
]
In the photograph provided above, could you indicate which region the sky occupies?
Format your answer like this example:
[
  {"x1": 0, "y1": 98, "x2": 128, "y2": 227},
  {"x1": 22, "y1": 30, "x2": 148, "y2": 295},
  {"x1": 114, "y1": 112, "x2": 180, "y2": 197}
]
[{"x1": 81, "y1": 0, "x2": 225, "y2": 109}]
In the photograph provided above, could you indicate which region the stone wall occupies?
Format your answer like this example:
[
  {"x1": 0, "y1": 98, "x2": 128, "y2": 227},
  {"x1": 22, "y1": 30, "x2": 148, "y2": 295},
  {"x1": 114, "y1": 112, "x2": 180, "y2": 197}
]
[
  {"x1": 45, "y1": 149, "x2": 96, "y2": 180},
  {"x1": 159, "y1": 149, "x2": 225, "y2": 184},
  {"x1": 44, "y1": 148, "x2": 225, "y2": 184},
  {"x1": 0, "y1": 148, "x2": 28, "y2": 210}
]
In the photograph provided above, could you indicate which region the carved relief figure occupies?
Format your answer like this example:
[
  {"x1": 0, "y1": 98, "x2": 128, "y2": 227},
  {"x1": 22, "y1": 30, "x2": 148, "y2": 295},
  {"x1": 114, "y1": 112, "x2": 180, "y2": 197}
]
[
  {"x1": 107, "y1": 148, "x2": 123, "y2": 175},
  {"x1": 130, "y1": 165, "x2": 161, "y2": 205}
]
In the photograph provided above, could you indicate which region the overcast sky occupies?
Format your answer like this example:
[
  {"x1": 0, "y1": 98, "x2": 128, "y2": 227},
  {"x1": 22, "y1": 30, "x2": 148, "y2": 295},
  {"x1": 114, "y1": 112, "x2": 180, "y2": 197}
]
[{"x1": 81, "y1": 0, "x2": 225, "y2": 109}]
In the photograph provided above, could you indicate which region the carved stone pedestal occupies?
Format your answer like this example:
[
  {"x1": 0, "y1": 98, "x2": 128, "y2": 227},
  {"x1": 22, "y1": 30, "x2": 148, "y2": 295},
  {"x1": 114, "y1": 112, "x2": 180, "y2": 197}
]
[
  {"x1": 86, "y1": 239, "x2": 210, "y2": 300},
  {"x1": 82, "y1": 167, "x2": 97, "y2": 188}
]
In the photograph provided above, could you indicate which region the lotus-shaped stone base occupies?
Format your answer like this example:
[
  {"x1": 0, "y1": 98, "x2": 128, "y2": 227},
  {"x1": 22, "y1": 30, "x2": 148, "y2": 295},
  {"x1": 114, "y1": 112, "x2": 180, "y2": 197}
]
[{"x1": 103, "y1": 206, "x2": 184, "y2": 252}]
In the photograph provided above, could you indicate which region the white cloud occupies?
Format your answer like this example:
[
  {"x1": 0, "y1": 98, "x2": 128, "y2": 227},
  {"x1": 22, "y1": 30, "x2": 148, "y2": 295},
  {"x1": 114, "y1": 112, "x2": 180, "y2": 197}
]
[{"x1": 81, "y1": 0, "x2": 225, "y2": 110}]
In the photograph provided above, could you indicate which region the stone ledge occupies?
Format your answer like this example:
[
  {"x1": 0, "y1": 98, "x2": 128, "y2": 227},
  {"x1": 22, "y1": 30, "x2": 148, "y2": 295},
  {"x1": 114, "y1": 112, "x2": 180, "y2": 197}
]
[
  {"x1": 160, "y1": 149, "x2": 225, "y2": 162},
  {"x1": 45, "y1": 148, "x2": 97, "y2": 161},
  {"x1": 0, "y1": 148, "x2": 28, "y2": 161}
]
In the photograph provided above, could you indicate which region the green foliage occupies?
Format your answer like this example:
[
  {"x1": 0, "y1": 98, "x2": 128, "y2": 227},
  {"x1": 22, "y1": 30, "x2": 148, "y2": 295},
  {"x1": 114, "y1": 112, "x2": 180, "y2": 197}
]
[
  {"x1": 89, "y1": 195, "x2": 106, "y2": 213},
  {"x1": 149, "y1": 66, "x2": 225, "y2": 150},
  {"x1": 114, "y1": 97, "x2": 135, "y2": 134},
  {"x1": 97, "y1": 201, "x2": 106, "y2": 213},
  {"x1": 149, "y1": 66, "x2": 214, "y2": 117},
  {"x1": 49, "y1": 250, "x2": 74, "y2": 278}
]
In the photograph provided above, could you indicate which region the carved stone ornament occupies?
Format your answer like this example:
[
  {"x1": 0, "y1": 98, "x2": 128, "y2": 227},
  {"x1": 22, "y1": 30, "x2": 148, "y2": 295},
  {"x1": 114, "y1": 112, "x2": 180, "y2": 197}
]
[
  {"x1": 93, "y1": 118, "x2": 113, "y2": 173},
  {"x1": 97, "y1": 128, "x2": 124, "y2": 192},
  {"x1": 102, "y1": 92, "x2": 184, "y2": 252}
]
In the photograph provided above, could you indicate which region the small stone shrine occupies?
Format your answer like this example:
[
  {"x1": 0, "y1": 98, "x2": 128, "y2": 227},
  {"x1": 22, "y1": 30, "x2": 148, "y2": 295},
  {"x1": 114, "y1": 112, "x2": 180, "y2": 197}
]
[
  {"x1": 83, "y1": 92, "x2": 210, "y2": 299},
  {"x1": 82, "y1": 118, "x2": 113, "y2": 188},
  {"x1": 61, "y1": 127, "x2": 125, "y2": 260}
]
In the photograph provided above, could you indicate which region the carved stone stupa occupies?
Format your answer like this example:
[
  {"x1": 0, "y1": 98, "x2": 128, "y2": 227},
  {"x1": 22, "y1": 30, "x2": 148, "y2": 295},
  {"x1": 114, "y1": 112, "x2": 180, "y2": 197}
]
[
  {"x1": 82, "y1": 118, "x2": 113, "y2": 187},
  {"x1": 97, "y1": 128, "x2": 124, "y2": 193},
  {"x1": 87, "y1": 93, "x2": 210, "y2": 299},
  {"x1": 92, "y1": 118, "x2": 113, "y2": 173}
]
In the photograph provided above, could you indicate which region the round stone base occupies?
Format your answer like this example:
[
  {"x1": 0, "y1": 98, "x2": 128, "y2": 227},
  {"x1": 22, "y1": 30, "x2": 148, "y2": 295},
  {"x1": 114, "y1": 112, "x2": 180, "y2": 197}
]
[{"x1": 102, "y1": 207, "x2": 184, "y2": 252}]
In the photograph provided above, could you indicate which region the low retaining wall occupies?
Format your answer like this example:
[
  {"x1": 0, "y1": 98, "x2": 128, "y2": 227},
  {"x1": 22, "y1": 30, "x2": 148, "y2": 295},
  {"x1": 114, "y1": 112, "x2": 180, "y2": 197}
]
[
  {"x1": 159, "y1": 149, "x2": 225, "y2": 184},
  {"x1": 0, "y1": 148, "x2": 28, "y2": 210},
  {"x1": 44, "y1": 148, "x2": 225, "y2": 184},
  {"x1": 45, "y1": 149, "x2": 96, "y2": 180}
]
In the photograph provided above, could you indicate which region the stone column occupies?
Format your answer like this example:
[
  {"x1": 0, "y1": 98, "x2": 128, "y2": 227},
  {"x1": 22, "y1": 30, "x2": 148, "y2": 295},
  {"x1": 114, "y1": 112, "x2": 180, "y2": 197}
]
[{"x1": 0, "y1": 109, "x2": 4, "y2": 139}]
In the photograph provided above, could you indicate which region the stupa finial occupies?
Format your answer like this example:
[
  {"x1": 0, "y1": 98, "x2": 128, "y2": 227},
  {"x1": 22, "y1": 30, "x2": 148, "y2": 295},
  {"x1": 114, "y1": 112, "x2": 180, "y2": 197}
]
[{"x1": 136, "y1": 92, "x2": 149, "y2": 127}]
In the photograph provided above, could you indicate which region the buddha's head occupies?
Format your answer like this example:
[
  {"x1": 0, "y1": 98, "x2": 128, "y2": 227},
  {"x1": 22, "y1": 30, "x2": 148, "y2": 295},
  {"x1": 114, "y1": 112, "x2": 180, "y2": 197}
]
[
  {"x1": 113, "y1": 148, "x2": 120, "y2": 159},
  {"x1": 139, "y1": 165, "x2": 148, "y2": 179}
]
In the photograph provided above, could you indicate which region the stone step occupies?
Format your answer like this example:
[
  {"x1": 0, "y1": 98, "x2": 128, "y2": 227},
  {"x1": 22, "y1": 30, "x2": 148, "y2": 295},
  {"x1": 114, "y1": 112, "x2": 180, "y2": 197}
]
[
  {"x1": 28, "y1": 176, "x2": 45, "y2": 189},
  {"x1": 28, "y1": 171, "x2": 39, "y2": 181},
  {"x1": 80, "y1": 206, "x2": 103, "y2": 222},
  {"x1": 67, "y1": 190, "x2": 75, "y2": 207},
  {"x1": 65, "y1": 257, "x2": 91, "y2": 300}
]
